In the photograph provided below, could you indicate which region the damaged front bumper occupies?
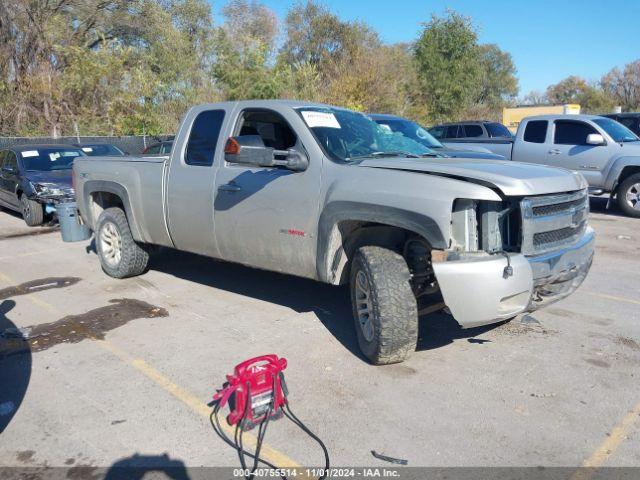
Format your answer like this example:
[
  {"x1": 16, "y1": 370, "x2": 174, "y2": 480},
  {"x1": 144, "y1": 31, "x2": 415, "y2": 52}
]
[
  {"x1": 432, "y1": 228, "x2": 595, "y2": 328},
  {"x1": 27, "y1": 189, "x2": 75, "y2": 213}
]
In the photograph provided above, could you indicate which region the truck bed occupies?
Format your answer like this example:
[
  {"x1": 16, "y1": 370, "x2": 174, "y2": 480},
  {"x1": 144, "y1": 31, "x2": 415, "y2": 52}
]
[{"x1": 73, "y1": 155, "x2": 171, "y2": 246}]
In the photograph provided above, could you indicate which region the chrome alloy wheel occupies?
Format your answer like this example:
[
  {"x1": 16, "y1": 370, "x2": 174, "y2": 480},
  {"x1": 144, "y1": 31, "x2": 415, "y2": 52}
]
[
  {"x1": 625, "y1": 182, "x2": 640, "y2": 211},
  {"x1": 100, "y1": 221, "x2": 122, "y2": 267},
  {"x1": 355, "y1": 270, "x2": 375, "y2": 342}
]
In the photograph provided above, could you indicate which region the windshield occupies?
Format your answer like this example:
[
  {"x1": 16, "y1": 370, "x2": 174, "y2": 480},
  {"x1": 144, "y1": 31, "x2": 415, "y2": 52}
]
[
  {"x1": 593, "y1": 118, "x2": 639, "y2": 143},
  {"x1": 297, "y1": 107, "x2": 439, "y2": 162},
  {"x1": 373, "y1": 118, "x2": 444, "y2": 149},
  {"x1": 19, "y1": 148, "x2": 83, "y2": 171},
  {"x1": 80, "y1": 144, "x2": 124, "y2": 156}
]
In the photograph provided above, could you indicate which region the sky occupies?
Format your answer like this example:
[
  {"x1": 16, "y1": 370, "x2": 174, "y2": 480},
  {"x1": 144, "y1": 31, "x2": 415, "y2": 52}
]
[{"x1": 211, "y1": 0, "x2": 640, "y2": 96}]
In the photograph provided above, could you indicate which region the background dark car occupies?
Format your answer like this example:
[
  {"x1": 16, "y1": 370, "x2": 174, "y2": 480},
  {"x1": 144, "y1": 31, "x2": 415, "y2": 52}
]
[
  {"x1": 429, "y1": 121, "x2": 513, "y2": 141},
  {"x1": 142, "y1": 141, "x2": 173, "y2": 155},
  {"x1": 75, "y1": 143, "x2": 127, "y2": 156},
  {"x1": 369, "y1": 114, "x2": 506, "y2": 159},
  {"x1": 601, "y1": 113, "x2": 640, "y2": 137},
  {"x1": 0, "y1": 144, "x2": 83, "y2": 226}
]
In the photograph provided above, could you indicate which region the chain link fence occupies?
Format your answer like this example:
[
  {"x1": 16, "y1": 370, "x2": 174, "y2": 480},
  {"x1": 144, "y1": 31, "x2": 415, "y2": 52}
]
[{"x1": 0, "y1": 135, "x2": 175, "y2": 155}]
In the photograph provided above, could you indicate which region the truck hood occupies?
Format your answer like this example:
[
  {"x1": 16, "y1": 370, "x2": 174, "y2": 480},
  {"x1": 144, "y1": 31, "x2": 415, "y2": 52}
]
[{"x1": 357, "y1": 157, "x2": 586, "y2": 196}]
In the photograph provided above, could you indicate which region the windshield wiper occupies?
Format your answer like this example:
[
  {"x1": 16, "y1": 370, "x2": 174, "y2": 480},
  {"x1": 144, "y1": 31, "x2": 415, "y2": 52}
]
[{"x1": 351, "y1": 150, "x2": 422, "y2": 159}]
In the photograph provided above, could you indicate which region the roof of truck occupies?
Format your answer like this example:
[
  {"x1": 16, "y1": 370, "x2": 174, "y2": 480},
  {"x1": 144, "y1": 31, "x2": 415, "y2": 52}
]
[
  {"x1": 521, "y1": 114, "x2": 605, "y2": 121},
  {"x1": 193, "y1": 99, "x2": 335, "y2": 110}
]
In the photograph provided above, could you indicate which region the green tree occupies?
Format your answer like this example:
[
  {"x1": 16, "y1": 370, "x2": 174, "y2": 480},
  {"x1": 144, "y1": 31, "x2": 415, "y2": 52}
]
[
  {"x1": 546, "y1": 76, "x2": 615, "y2": 113},
  {"x1": 475, "y1": 44, "x2": 518, "y2": 107},
  {"x1": 413, "y1": 11, "x2": 481, "y2": 122},
  {"x1": 601, "y1": 60, "x2": 640, "y2": 111}
]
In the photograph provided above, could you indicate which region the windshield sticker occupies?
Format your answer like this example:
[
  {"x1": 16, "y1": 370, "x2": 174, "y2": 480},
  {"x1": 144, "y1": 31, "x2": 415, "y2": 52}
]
[
  {"x1": 21, "y1": 150, "x2": 39, "y2": 158},
  {"x1": 49, "y1": 152, "x2": 61, "y2": 161},
  {"x1": 301, "y1": 111, "x2": 341, "y2": 129},
  {"x1": 62, "y1": 151, "x2": 80, "y2": 157},
  {"x1": 81, "y1": 147, "x2": 93, "y2": 152}
]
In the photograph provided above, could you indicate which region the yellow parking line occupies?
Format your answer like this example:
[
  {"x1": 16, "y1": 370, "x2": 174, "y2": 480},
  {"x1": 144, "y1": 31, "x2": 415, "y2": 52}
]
[
  {"x1": 571, "y1": 401, "x2": 640, "y2": 480},
  {"x1": 582, "y1": 401, "x2": 640, "y2": 468},
  {"x1": 583, "y1": 291, "x2": 640, "y2": 306},
  {"x1": 0, "y1": 270, "x2": 299, "y2": 468},
  {"x1": 98, "y1": 340, "x2": 298, "y2": 467}
]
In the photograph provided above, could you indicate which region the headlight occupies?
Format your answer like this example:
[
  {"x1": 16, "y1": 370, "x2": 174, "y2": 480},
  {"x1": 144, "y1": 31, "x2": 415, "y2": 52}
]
[
  {"x1": 451, "y1": 199, "x2": 520, "y2": 253},
  {"x1": 31, "y1": 183, "x2": 65, "y2": 196},
  {"x1": 451, "y1": 199, "x2": 479, "y2": 251}
]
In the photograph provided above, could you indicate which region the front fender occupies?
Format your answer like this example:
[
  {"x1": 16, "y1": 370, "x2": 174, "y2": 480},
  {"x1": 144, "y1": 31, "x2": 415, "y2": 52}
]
[
  {"x1": 316, "y1": 201, "x2": 447, "y2": 284},
  {"x1": 604, "y1": 156, "x2": 640, "y2": 191}
]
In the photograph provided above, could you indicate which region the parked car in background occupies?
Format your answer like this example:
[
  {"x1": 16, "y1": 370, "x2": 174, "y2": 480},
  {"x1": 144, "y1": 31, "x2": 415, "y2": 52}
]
[
  {"x1": 601, "y1": 112, "x2": 640, "y2": 137},
  {"x1": 74, "y1": 100, "x2": 594, "y2": 365},
  {"x1": 75, "y1": 143, "x2": 127, "y2": 156},
  {"x1": 429, "y1": 121, "x2": 514, "y2": 158},
  {"x1": 435, "y1": 114, "x2": 640, "y2": 217},
  {"x1": 369, "y1": 114, "x2": 505, "y2": 160},
  {"x1": 143, "y1": 141, "x2": 173, "y2": 155},
  {"x1": 0, "y1": 144, "x2": 83, "y2": 225},
  {"x1": 429, "y1": 121, "x2": 513, "y2": 140}
]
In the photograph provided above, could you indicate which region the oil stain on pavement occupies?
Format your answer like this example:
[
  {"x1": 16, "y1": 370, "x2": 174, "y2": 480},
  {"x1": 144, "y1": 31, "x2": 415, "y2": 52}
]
[
  {"x1": 0, "y1": 277, "x2": 81, "y2": 301},
  {"x1": 1, "y1": 298, "x2": 168, "y2": 354}
]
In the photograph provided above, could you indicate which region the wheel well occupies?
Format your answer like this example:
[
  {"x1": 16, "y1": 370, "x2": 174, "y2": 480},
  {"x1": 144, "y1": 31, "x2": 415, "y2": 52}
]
[
  {"x1": 327, "y1": 221, "x2": 432, "y2": 285},
  {"x1": 618, "y1": 166, "x2": 640, "y2": 186},
  {"x1": 89, "y1": 191, "x2": 125, "y2": 226}
]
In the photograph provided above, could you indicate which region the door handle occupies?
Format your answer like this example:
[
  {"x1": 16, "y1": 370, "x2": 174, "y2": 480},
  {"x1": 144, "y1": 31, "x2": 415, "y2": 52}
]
[
  {"x1": 218, "y1": 183, "x2": 241, "y2": 193},
  {"x1": 548, "y1": 149, "x2": 561, "y2": 155}
]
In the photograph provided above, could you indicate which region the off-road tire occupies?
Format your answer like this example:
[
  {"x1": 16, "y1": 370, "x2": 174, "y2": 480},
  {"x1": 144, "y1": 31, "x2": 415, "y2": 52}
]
[
  {"x1": 21, "y1": 195, "x2": 44, "y2": 226},
  {"x1": 350, "y1": 246, "x2": 418, "y2": 365},
  {"x1": 616, "y1": 173, "x2": 640, "y2": 218},
  {"x1": 96, "y1": 207, "x2": 149, "y2": 278}
]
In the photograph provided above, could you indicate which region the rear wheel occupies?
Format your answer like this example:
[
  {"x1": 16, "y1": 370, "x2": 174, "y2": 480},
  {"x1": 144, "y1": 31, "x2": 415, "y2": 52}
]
[
  {"x1": 616, "y1": 173, "x2": 640, "y2": 218},
  {"x1": 21, "y1": 195, "x2": 44, "y2": 226},
  {"x1": 96, "y1": 207, "x2": 149, "y2": 278},
  {"x1": 350, "y1": 246, "x2": 418, "y2": 365}
]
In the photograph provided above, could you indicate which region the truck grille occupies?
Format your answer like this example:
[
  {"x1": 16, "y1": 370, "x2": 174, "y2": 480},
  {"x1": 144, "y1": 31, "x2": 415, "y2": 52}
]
[{"x1": 520, "y1": 189, "x2": 589, "y2": 256}]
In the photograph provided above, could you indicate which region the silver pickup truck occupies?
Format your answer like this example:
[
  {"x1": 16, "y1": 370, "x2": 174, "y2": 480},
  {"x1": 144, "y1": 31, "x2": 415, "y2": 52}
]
[
  {"x1": 439, "y1": 114, "x2": 640, "y2": 217},
  {"x1": 73, "y1": 100, "x2": 595, "y2": 364}
]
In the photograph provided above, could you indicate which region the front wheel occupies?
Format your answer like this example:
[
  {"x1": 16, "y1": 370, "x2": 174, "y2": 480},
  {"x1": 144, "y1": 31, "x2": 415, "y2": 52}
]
[
  {"x1": 21, "y1": 195, "x2": 44, "y2": 226},
  {"x1": 616, "y1": 173, "x2": 640, "y2": 218},
  {"x1": 95, "y1": 207, "x2": 149, "y2": 278},
  {"x1": 350, "y1": 246, "x2": 418, "y2": 365}
]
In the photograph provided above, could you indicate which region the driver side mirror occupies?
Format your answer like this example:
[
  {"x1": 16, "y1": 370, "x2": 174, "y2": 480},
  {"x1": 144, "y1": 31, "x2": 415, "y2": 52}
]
[
  {"x1": 586, "y1": 133, "x2": 605, "y2": 146},
  {"x1": 224, "y1": 135, "x2": 308, "y2": 172}
]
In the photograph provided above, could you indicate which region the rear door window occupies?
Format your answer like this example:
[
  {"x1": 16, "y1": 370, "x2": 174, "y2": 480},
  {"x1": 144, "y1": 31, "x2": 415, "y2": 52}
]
[
  {"x1": 185, "y1": 110, "x2": 226, "y2": 166},
  {"x1": 554, "y1": 121, "x2": 597, "y2": 145},
  {"x1": 523, "y1": 120, "x2": 548, "y2": 143},
  {"x1": 463, "y1": 124, "x2": 484, "y2": 137},
  {"x1": 445, "y1": 125, "x2": 460, "y2": 138}
]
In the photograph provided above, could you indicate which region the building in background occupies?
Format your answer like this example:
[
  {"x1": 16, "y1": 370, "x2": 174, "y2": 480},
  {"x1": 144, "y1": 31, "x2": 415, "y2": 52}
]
[{"x1": 502, "y1": 104, "x2": 581, "y2": 133}]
